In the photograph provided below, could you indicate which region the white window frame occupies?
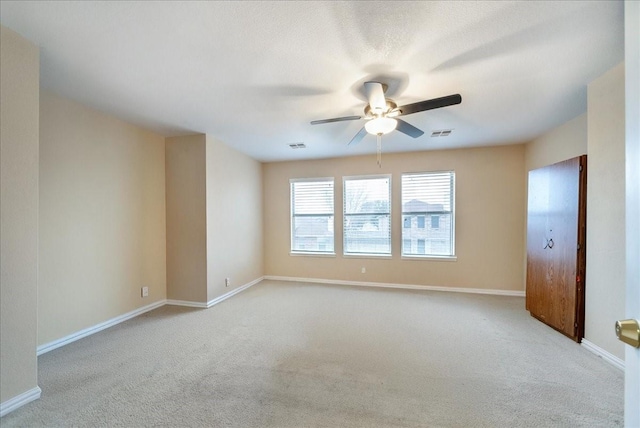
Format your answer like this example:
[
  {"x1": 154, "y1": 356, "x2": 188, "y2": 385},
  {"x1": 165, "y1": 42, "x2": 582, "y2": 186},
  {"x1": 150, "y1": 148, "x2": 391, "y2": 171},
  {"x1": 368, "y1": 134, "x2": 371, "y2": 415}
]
[
  {"x1": 290, "y1": 177, "x2": 335, "y2": 256},
  {"x1": 401, "y1": 171, "x2": 456, "y2": 260},
  {"x1": 343, "y1": 174, "x2": 392, "y2": 258}
]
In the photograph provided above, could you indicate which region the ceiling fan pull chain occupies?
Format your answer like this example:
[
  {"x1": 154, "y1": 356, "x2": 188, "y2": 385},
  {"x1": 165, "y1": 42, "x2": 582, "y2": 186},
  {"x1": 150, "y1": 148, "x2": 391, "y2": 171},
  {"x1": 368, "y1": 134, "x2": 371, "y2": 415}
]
[{"x1": 377, "y1": 134, "x2": 382, "y2": 168}]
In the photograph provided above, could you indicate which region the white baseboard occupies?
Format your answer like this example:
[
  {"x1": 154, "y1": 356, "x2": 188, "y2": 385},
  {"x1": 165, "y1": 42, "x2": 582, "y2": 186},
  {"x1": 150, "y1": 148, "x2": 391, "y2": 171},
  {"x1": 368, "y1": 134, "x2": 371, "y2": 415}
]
[
  {"x1": 38, "y1": 277, "x2": 263, "y2": 357},
  {"x1": 37, "y1": 300, "x2": 166, "y2": 356},
  {"x1": 0, "y1": 386, "x2": 41, "y2": 417},
  {"x1": 166, "y1": 276, "x2": 263, "y2": 309},
  {"x1": 165, "y1": 299, "x2": 208, "y2": 308},
  {"x1": 206, "y1": 276, "x2": 263, "y2": 308},
  {"x1": 34, "y1": 275, "x2": 518, "y2": 359},
  {"x1": 264, "y1": 276, "x2": 525, "y2": 297},
  {"x1": 581, "y1": 339, "x2": 625, "y2": 371}
]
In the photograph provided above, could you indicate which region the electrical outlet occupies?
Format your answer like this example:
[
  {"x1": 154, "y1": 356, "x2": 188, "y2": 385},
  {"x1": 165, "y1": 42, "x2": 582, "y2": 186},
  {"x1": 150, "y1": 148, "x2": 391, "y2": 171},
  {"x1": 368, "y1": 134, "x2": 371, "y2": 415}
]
[
  {"x1": 361, "y1": 267, "x2": 366, "y2": 274},
  {"x1": 225, "y1": 278, "x2": 230, "y2": 287},
  {"x1": 141, "y1": 286, "x2": 149, "y2": 297}
]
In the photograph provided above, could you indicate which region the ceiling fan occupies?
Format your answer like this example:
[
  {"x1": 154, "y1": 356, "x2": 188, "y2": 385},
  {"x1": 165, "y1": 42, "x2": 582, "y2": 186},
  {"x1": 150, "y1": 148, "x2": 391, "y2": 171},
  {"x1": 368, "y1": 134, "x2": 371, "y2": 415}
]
[{"x1": 310, "y1": 81, "x2": 462, "y2": 165}]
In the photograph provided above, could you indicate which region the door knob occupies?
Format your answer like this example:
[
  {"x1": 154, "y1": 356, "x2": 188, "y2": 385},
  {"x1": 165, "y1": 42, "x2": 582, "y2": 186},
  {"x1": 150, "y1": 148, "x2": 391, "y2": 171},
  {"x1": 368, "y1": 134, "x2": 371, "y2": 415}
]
[{"x1": 615, "y1": 319, "x2": 640, "y2": 348}]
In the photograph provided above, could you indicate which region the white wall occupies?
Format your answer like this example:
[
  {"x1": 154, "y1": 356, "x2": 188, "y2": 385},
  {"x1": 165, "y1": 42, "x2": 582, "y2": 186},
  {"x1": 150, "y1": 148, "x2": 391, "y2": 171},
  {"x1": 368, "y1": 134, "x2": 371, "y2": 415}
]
[
  {"x1": 585, "y1": 63, "x2": 626, "y2": 360},
  {"x1": 0, "y1": 25, "x2": 40, "y2": 409},
  {"x1": 39, "y1": 90, "x2": 167, "y2": 346}
]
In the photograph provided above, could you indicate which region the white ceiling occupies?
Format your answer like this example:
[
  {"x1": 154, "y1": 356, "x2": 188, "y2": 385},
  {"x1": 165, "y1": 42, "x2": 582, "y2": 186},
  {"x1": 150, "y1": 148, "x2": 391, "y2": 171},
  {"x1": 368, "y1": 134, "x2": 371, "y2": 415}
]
[{"x1": 0, "y1": 1, "x2": 624, "y2": 162}]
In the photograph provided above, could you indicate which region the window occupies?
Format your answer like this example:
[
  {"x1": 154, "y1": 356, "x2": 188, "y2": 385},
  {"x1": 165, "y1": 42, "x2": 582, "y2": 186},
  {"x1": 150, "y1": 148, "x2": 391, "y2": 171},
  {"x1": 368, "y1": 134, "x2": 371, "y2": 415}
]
[
  {"x1": 402, "y1": 171, "x2": 455, "y2": 257},
  {"x1": 344, "y1": 175, "x2": 391, "y2": 255},
  {"x1": 290, "y1": 178, "x2": 334, "y2": 254}
]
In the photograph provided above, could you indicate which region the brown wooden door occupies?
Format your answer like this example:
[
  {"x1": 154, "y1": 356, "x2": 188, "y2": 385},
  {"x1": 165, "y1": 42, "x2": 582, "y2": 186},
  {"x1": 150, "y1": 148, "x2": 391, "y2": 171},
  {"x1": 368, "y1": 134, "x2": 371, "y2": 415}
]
[{"x1": 526, "y1": 156, "x2": 587, "y2": 341}]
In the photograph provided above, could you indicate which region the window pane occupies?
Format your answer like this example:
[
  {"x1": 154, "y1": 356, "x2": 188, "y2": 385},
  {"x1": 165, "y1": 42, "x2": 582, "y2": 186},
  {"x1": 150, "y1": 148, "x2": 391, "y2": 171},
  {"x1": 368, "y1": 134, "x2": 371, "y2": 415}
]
[
  {"x1": 401, "y1": 172, "x2": 455, "y2": 257},
  {"x1": 292, "y1": 181, "x2": 334, "y2": 215},
  {"x1": 401, "y1": 214, "x2": 453, "y2": 256},
  {"x1": 291, "y1": 179, "x2": 334, "y2": 253},
  {"x1": 292, "y1": 215, "x2": 334, "y2": 252},
  {"x1": 403, "y1": 172, "x2": 453, "y2": 211},
  {"x1": 344, "y1": 176, "x2": 391, "y2": 255}
]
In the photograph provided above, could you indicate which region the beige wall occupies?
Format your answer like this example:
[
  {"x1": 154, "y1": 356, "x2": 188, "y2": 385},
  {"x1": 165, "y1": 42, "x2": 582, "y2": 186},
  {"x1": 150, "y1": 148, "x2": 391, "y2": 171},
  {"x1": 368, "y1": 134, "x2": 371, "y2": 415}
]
[
  {"x1": 166, "y1": 134, "x2": 264, "y2": 303},
  {"x1": 38, "y1": 90, "x2": 167, "y2": 346},
  {"x1": 523, "y1": 63, "x2": 626, "y2": 360},
  {"x1": 585, "y1": 63, "x2": 626, "y2": 360},
  {"x1": 165, "y1": 135, "x2": 207, "y2": 303},
  {"x1": 525, "y1": 113, "x2": 587, "y2": 172},
  {"x1": 264, "y1": 145, "x2": 526, "y2": 291},
  {"x1": 0, "y1": 26, "x2": 40, "y2": 404},
  {"x1": 206, "y1": 136, "x2": 263, "y2": 300},
  {"x1": 524, "y1": 113, "x2": 588, "y2": 287}
]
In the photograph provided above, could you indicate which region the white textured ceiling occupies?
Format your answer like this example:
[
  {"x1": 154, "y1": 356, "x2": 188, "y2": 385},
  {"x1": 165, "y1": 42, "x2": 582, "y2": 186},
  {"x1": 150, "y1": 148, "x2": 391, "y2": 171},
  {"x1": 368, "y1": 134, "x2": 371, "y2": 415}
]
[{"x1": 0, "y1": 1, "x2": 624, "y2": 162}]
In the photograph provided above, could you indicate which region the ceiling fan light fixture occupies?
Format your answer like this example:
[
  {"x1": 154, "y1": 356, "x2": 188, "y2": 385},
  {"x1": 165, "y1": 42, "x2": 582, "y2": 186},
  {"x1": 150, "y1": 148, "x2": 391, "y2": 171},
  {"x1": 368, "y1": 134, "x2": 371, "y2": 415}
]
[{"x1": 365, "y1": 117, "x2": 397, "y2": 135}]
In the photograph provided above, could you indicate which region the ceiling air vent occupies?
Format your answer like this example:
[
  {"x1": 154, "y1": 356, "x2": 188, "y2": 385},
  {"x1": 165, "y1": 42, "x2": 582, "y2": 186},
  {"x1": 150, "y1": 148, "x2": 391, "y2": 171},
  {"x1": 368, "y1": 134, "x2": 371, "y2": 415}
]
[
  {"x1": 431, "y1": 129, "x2": 452, "y2": 137},
  {"x1": 289, "y1": 143, "x2": 306, "y2": 149}
]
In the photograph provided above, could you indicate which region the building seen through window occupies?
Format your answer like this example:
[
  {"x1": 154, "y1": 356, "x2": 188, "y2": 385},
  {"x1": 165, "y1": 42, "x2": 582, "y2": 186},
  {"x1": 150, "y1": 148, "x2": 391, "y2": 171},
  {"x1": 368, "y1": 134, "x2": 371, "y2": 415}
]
[{"x1": 402, "y1": 172, "x2": 455, "y2": 257}]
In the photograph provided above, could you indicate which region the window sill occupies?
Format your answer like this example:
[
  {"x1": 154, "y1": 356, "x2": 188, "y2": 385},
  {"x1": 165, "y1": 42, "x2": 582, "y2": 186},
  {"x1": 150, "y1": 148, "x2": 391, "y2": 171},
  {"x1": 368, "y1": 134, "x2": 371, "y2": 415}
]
[
  {"x1": 290, "y1": 251, "x2": 336, "y2": 258},
  {"x1": 401, "y1": 255, "x2": 457, "y2": 262},
  {"x1": 343, "y1": 253, "x2": 393, "y2": 260}
]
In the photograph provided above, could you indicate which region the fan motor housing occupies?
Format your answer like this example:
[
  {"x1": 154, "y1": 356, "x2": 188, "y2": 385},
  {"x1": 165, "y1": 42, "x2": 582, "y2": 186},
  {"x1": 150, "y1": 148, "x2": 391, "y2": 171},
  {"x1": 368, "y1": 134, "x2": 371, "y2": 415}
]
[{"x1": 364, "y1": 99, "x2": 398, "y2": 118}]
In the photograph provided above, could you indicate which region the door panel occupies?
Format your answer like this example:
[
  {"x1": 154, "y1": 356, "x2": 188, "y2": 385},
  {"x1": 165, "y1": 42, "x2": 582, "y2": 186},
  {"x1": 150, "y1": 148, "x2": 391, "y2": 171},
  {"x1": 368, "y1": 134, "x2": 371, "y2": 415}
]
[
  {"x1": 624, "y1": 5, "x2": 639, "y2": 422},
  {"x1": 526, "y1": 156, "x2": 586, "y2": 341},
  {"x1": 526, "y1": 166, "x2": 550, "y2": 319},
  {"x1": 548, "y1": 157, "x2": 580, "y2": 336}
]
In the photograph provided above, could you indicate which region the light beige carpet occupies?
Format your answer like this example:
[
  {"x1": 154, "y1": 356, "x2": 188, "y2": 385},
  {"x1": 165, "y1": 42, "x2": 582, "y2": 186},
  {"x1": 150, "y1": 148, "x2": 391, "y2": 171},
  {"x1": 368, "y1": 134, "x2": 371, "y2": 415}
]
[{"x1": 1, "y1": 280, "x2": 624, "y2": 427}]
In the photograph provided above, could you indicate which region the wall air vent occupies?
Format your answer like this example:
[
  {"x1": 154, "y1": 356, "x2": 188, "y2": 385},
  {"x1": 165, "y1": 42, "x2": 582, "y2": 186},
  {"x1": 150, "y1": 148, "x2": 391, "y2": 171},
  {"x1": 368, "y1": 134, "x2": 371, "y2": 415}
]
[
  {"x1": 289, "y1": 143, "x2": 306, "y2": 149},
  {"x1": 431, "y1": 129, "x2": 453, "y2": 137}
]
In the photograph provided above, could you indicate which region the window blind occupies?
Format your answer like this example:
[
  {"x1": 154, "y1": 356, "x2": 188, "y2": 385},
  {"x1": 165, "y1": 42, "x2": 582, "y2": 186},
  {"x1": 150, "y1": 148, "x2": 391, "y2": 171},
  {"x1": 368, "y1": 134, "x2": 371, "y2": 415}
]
[
  {"x1": 290, "y1": 179, "x2": 334, "y2": 253},
  {"x1": 343, "y1": 176, "x2": 391, "y2": 255},
  {"x1": 401, "y1": 172, "x2": 455, "y2": 256}
]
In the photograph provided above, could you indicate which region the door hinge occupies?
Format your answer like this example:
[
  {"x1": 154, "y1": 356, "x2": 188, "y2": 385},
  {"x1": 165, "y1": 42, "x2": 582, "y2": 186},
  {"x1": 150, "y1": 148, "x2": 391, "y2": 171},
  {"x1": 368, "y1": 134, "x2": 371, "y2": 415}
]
[
  {"x1": 579, "y1": 164, "x2": 583, "y2": 172},
  {"x1": 577, "y1": 243, "x2": 581, "y2": 251}
]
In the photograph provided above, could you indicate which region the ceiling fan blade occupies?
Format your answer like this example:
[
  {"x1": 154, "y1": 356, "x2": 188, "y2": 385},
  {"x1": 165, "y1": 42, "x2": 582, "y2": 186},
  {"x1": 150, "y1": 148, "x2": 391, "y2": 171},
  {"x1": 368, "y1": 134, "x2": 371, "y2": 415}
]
[
  {"x1": 395, "y1": 119, "x2": 424, "y2": 138},
  {"x1": 348, "y1": 127, "x2": 368, "y2": 146},
  {"x1": 310, "y1": 115, "x2": 361, "y2": 125},
  {"x1": 398, "y1": 94, "x2": 462, "y2": 116},
  {"x1": 364, "y1": 81, "x2": 386, "y2": 112}
]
